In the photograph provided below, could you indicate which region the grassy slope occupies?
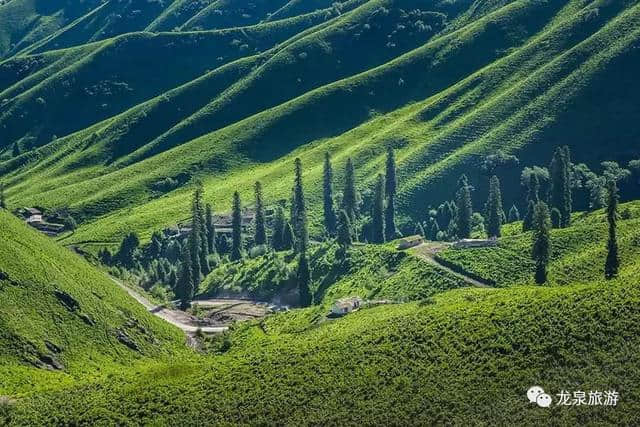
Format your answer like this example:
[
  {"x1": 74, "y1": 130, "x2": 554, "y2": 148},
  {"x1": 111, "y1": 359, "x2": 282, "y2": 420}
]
[
  {"x1": 6, "y1": 205, "x2": 640, "y2": 425},
  {"x1": 2, "y1": 1, "x2": 640, "y2": 247},
  {"x1": 437, "y1": 200, "x2": 640, "y2": 287},
  {"x1": 200, "y1": 242, "x2": 467, "y2": 306},
  {"x1": 0, "y1": 211, "x2": 187, "y2": 393}
]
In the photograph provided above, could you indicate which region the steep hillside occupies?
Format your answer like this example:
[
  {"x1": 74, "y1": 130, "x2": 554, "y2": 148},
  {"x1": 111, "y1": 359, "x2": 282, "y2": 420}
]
[
  {"x1": 1, "y1": 0, "x2": 639, "y2": 246},
  {"x1": 6, "y1": 208, "x2": 640, "y2": 425},
  {"x1": 0, "y1": 210, "x2": 186, "y2": 385}
]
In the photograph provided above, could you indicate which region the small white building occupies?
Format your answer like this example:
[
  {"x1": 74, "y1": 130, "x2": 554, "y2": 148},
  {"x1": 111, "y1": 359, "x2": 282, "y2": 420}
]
[{"x1": 330, "y1": 297, "x2": 362, "y2": 316}]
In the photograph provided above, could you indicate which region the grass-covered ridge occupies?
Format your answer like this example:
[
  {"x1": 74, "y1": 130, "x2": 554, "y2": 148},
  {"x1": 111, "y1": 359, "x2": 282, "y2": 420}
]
[
  {"x1": 1, "y1": 0, "x2": 639, "y2": 246},
  {"x1": 0, "y1": 211, "x2": 186, "y2": 394}
]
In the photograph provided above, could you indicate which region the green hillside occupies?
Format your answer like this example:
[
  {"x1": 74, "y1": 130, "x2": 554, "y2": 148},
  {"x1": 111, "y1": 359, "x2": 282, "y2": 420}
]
[
  {"x1": 0, "y1": 0, "x2": 638, "y2": 247},
  {"x1": 0, "y1": 210, "x2": 186, "y2": 393},
  {"x1": 4, "y1": 205, "x2": 640, "y2": 425}
]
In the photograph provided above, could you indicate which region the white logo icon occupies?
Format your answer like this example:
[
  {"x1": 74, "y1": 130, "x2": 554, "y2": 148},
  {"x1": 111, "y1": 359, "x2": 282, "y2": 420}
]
[{"x1": 527, "y1": 386, "x2": 552, "y2": 407}]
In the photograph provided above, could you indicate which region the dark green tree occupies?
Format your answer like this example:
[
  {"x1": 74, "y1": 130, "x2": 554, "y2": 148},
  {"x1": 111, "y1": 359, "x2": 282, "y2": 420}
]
[
  {"x1": 371, "y1": 174, "x2": 385, "y2": 243},
  {"x1": 532, "y1": 202, "x2": 551, "y2": 284},
  {"x1": 550, "y1": 208, "x2": 561, "y2": 229},
  {"x1": 292, "y1": 158, "x2": 308, "y2": 253},
  {"x1": 189, "y1": 185, "x2": 203, "y2": 283},
  {"x1": 522, "y1": 200, "x2": 535, "y2": 232},
  {"x1": 337, "y1": 210, "x2": 352, "y2": 248},
  {"x1": 549, "y1": 146, "x2": 572, "y2": 227},
  {"x1": 508, "y1": 204, "x2": 520, "y2": 223},
  {"x1": 323, "y1": 153, "x2": 337, "y2": 236},
  {"x1": 230, "y1": 191, "x2": 243, "y2": 261},
  {"x1": 455, "y1": 175, "x2": 473, "y2": 239},
  {"x1": 271, "y1": 206, "x2": 286, "y2": 251},
  {"x1": 384, "y1": 147, "x2": 397, "y2": 241},
  {"x1": 117, "y1": 232, "x2": 140, "y2": 268},
  {"x1": 297, "y1": 252, "x2": 312, "y2": 307},
  {"x1": 205, "y1": 203, "x2": 216, "y2": 254},
  {"x1": 414, "y1": 222, "x2": 426, "y2": 237},
  {"x1": 168, "y1": 268, "x2": 177, "y2": 289},
  {"x1": 605, "y1": 179, "x2": 620, "y2": 280},
  {"x1": 527, "y1": 173, "x2": 540, "y2": 203},
  {"x1": 0, "y1": 182, "x2": 5, "y2": 209},
  {"x1": 429, "y1": 220, "x2": 440, "y2": 241},
  {"x1": 254, "y1": 181, "x2": 267, "y2": 246},
  {"x1": 342, "y1": 158, "x2": 358, "y2": 222},
  {"x1": 486, "y1": 176, "x2": 504, "y2": 238},
  {"x1": 176, "y1": 246, "x2": 193, "y2": 310},
  {"x1": 282, "y1": 221, "x2": 295, "y2": 251}
]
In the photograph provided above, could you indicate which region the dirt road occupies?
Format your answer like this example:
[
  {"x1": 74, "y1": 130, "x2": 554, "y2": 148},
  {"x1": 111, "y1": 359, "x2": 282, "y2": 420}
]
[
  {"x1": 109, "y1": 276, "x2": 229, "y2": 335},
  {"x1": 411, "y1": 243, "x2": 492, "y2": 288}
]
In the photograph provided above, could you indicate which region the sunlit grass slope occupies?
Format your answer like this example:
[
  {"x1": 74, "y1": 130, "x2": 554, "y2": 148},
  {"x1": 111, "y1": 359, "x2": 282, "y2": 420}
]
[
  {"x1": 7, "y1": 217, "x2": 640, "y2": 424},
  {"x1": 2, "y1": 0, "x2": 639, "y2": 247},
  {"x1": 0, "y1": 211, "x2": 186, "y2": 392}
]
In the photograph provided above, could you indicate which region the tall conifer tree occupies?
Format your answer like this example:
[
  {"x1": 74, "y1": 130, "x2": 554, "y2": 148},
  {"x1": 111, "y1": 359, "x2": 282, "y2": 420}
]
[
  {"x1": 384, "y1": 147, "x2": 397, "y2": 241},
  {"x1": 455, "y1": 175, "x2": 473, "y2": 239},
  {"x1": 486, "y1": 175, "x2": 504, "y2": 238},
  {"x1": 297, "y1": 253, "x2": 312, "y2": 307},
  {"x1": 254, "y1": 181, "x2": 267, "y2": 246},
  {"x1": 205, "y1": 203, "x2": 216, "y2": 254},
  {"x1": 605, "y1": 179, "x2": 620, "y2": 279},
  {"x1": 337, "y1": 210, "x2": 352, "y2": 248},
  {"x1": 177, "y1": 246, "x2": 193, "y2": 310},
  {"x1": 549, "y1": 146, "x2": 572, "y2": 227},
  {"x1": 532, "y1": 202, "x2": 551, "y2": 284},
  {"x1": 231, "y1": 191, "x2": 243, "y2": 261},
  {"x1": 342, "y1": 158, "x2": 357, "y2": 222},
  {"x1": 371, "y1": 174, "x2": 385, "y2": 243},
  {"x1": 323, "y1": 153, "x2": 337, "y2": 236},
  {"x1": 292, "y1": 158, "x2": 308, "y2": 253},
  {"x1": 271, "y1": 206, "x2": 286, "y2": 251}
]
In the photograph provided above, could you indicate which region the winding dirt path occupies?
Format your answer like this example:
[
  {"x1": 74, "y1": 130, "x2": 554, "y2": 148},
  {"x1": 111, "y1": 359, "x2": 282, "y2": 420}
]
[
  {"x1": 109, "y1": 276, "x2": 228, "y2": 335},
  {"x1": 411, "y1": 243, "x2": 492, "y2": 288}
]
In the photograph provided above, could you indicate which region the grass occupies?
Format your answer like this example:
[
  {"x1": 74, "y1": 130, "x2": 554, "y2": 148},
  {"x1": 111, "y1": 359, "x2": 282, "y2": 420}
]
[
  {"x1": 1, "y1": 0, "x2": 639, "y2": 247},
  {"x1": 0, "y1": 210, "x2": 187, "y2": 395}
]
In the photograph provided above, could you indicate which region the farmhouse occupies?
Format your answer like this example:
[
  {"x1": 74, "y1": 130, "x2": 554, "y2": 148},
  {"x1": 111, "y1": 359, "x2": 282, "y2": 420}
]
[{"x1": 330, "y1": 297, "x2": 362, "y2": 316}]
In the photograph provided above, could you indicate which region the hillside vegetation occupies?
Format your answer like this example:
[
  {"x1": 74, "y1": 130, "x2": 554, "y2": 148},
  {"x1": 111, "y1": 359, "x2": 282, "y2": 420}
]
[
  {"x1": 4, "y1": 204, "x2": 640, "y2": 425},
  {"x1": 2, "y1": 0, "x2": 638, "y2": 246},
  {"x1": 0, "y1": 211, "x2": 186, "y2": 395}
]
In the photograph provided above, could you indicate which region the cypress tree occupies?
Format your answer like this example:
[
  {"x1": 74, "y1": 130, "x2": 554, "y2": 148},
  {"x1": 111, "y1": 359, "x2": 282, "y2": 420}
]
[
  {"x1": 550, "y1": 208, "x2": 561, "y2": 229},
  {"x1": 117, "y1": 232, "x2": 140, "y2": 268},
  {"x1": 231, "y1": 191, "x2": 243, "y2": 261},
  {"x1": 254, "y1": 181, "x2": 267, "y2": 246},
  {"x1": 337, "y1": 210, "x2": 352, "y2": 248},
  {"x1": 414, "y1": 222, "x2": 426, "y2": 237},
  {"x1": 371, "y1": 174, "x2": 385, "y2": 243},
  {"x1": 486, "y1": 175, "x2": 504, "y2": 238},
  {"x1": 508, "y1": 204, "x2": 520, "y2": 223},
  {"x1": 292, "y1": 158, "x2": 308, "y2": 253},
  {"x1": 168, "y1": 268, "x2": 177, "y2": 290},
  {"x1": 297, "y1": 252, "x2": 312, "y2": 307},
  {"x1": 189, "y1": 186, "x2": 203, "y2": 284},
  {"x1": 532, "y1": 202, "x2": 551, "y2": 284},
  {"x1": 455, "y1": 175, "x2": 473, "y2": 239},
  {"x1": 271, "y1": 206, "x2": 286, "y2": 250},
  {"x1": 605, "y1": 179, "x2": 620, "y2": 280},
  {"x1": 199, "y1": 236, "x2": 210, "y2": 276},
  {"x1": 0, "y1": 182, "x2": 5, "y2": 209},
  {"x1": 549, "y1": 146, "x2": 572, "y2": 227},
  {"x1": 384, "y1": 147, "x2": 397, "y2": 241},
  {"x1": 205, "y1": 203, "x2": 216, "y2": 254},
  {"x1": 522, "y1": 200, "x2": 535, "y2": 232},
  {"x1": 177, "y1": 246, "x2": 193, "y2": 310},
  {"x1": 323, "y1": 153, "x2": 337, "y2": 236},
  {"x1": 282, "y1": 221, "x2": 295, "y2": 251},
  {"x1": 342, "y1": 158, "x2": 358, "y2": 222}
]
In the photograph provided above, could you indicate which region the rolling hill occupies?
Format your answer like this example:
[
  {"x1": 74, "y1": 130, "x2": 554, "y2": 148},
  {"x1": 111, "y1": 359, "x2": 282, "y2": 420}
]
[
  {"x1": 0, "y1": 0, "x2": 637, "y2": 247},
  {"x1": 0, "y1": 210, "x2": 186, "y2": 396},
  {"x1": 4, "y1": 202, "x2": 640, "y2": 425}
]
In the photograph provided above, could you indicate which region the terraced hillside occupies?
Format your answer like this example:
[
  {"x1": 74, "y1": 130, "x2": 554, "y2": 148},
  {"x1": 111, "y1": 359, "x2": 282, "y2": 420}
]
[
  {"x1": 0, "y1": 210, "x2": 186, "y2": 394},
  {"x1": 5, "y1": 203, "x2": 640, "y2": 425},
  {"x1": 1, "y1": 0, "x2": 639, "y2": 247}
]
